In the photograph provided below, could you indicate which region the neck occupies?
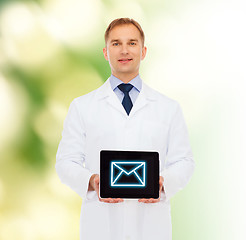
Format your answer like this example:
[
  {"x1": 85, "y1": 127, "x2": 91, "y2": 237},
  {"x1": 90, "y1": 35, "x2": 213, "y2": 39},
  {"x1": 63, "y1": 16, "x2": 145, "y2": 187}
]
[{"x1": 112, "y1": 72, "x2": 139, "y2": 83}]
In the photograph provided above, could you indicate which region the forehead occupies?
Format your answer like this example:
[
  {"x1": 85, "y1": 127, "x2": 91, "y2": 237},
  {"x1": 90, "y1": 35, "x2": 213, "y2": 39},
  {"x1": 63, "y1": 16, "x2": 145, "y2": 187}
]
[{"x1": 107, "y1": 24, "x2": 142, "y2": 42}]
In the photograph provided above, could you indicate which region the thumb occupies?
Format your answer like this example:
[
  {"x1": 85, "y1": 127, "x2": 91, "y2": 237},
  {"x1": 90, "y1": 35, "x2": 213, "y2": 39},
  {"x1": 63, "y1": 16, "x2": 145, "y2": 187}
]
[{"x1": 159, "y1": 177, "x2": 164, "y2": 191}]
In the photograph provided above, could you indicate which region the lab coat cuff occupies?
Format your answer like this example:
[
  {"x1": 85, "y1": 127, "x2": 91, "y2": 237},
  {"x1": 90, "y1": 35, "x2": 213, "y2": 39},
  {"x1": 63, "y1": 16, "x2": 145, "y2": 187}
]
[
  {"x1": 82, "y1": 171, "x2": 94, "y2": 199},
  {"x1": 161, "y1": 168, "x2": 178, "y2": 202}
]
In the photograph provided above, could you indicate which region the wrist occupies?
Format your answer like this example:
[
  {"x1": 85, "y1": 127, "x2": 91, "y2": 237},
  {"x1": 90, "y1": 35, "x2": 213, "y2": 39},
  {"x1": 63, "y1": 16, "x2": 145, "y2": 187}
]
[{"x1": 88, "y1": 174, "x2": 98, "y2": 191}]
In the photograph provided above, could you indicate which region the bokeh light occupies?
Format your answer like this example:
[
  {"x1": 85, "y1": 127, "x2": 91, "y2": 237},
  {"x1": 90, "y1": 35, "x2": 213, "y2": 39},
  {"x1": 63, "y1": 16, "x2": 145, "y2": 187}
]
[{"x1": 0, "y1": 0, "x2": 245, "y2": 239}]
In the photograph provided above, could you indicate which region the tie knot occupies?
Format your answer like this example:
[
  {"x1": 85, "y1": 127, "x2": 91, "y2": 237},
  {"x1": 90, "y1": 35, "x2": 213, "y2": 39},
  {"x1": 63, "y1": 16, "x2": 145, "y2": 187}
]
[{"x1": 118, "y1": 83, "x2": 133, "y2": 93}]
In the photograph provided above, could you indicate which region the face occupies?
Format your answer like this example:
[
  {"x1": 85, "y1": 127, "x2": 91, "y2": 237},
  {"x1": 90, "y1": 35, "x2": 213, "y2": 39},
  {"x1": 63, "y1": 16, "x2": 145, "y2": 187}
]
[{"x1": 103, "y1": 24, "x2": 147, "y2": 82}]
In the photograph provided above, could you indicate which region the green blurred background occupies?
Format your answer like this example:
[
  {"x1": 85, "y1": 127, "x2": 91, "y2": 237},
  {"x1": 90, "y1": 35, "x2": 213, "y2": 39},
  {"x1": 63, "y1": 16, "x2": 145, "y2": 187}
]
[{"x1": 0, "y1": 0, "x2": 245, "y2": 239}]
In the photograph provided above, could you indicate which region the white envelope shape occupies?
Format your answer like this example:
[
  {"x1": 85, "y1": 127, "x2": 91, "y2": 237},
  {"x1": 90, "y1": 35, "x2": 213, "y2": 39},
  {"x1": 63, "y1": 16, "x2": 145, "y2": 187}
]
[{"x1": 110, "y1": 161, "x2": 146, "y2": 187}]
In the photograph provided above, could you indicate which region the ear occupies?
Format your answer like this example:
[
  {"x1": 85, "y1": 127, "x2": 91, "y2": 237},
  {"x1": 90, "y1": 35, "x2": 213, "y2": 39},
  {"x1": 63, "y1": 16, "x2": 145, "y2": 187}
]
[
  {"x1": 103, "y1": 47, "x2": 108, "y2": 61},
  {"x1": 141, "y1": 46, "x2": 147, "y2": 60}
]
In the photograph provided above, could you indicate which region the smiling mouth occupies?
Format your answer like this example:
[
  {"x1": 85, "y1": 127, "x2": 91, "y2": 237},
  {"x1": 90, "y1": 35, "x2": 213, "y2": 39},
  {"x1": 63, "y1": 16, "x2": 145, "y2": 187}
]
[{"x1": 118, "y1": 58, "x2": 133, "y2": 63}]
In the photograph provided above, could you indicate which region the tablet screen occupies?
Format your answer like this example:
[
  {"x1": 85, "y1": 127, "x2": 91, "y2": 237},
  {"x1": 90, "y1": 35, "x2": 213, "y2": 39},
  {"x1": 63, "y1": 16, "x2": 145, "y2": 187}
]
[{"x1": 100, "y1": 150, "x2": 159, "y2": 199}]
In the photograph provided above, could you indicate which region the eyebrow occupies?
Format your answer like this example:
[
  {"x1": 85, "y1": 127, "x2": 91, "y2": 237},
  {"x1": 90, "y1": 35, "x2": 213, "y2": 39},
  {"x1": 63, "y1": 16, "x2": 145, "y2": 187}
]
[
  {"x1": 110, "y1": 39, "x2": 139, "y2": 43},
  {"x1": 110, "y1": 40, "x2": 119, "y2": 44}
]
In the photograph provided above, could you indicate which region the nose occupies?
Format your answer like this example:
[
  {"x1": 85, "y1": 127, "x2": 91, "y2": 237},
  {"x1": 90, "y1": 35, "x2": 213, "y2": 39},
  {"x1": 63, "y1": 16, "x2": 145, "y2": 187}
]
[{"x1": 120, "y1": 43, "x2": 129, "y2": 54}]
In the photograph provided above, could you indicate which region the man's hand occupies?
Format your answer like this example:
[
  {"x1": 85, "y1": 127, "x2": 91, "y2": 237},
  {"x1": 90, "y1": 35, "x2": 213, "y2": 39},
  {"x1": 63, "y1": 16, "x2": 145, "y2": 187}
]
[
  {"x1": 88, "y1": 174, "x2": 124, "y2": 203},
  {"x1": 138, "y1": 176, "x2": 164, "y2": 203}
]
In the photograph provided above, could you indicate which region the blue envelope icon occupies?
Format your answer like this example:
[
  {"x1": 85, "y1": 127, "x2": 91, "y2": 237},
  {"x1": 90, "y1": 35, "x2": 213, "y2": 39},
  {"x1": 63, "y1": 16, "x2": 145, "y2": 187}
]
[{"x1": 110, "y1": 161, "x2": 146, "y2": 187}]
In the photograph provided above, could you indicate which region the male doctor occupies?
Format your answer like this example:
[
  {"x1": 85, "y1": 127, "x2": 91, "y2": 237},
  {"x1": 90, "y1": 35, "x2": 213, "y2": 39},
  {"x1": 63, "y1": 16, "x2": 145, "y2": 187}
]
[{"x1": 56, "y1": 18, "x2": 194, "y2": 240}]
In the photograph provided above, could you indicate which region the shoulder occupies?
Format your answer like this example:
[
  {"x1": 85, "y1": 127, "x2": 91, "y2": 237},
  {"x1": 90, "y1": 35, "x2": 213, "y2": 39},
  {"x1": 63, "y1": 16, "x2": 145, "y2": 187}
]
[
  {"x1": 72, "y1": 80, "x2": 108, "y2": 107},
  {"x1": 143, "y1": 82, "x2": 179, "y2": 109},
  {"x1": 143, "y1": 82, "x2": 184, "y2": 123}
]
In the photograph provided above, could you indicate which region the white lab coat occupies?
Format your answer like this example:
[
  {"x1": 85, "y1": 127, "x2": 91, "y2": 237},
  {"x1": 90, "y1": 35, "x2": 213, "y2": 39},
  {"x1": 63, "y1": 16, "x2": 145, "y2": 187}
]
[{"x1": 56, "y1": 78, "x2": 194, "y2": 240}]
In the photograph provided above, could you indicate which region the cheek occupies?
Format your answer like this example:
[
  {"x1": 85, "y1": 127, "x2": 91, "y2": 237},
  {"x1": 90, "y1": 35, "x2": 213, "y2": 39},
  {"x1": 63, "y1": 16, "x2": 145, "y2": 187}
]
[
  {"x1": 108, "y1": 56, "x2": 116, "y2": 66},
  {"x1": 107, "y1": 51, "x2": 117, "y2": 62},
  {"x1": 134, "y1": 49, "x2": 143, "y2": 58},
  {"x1": 134, "y1": 53, "x2": 142, "y2": 62},
  {"x1": 107, "y1": 55, "x2": 117, "y2": 68}
]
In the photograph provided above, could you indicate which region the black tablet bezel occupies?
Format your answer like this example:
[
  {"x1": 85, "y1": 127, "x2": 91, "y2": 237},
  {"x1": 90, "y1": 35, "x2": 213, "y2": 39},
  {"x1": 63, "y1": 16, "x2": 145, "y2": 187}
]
[{"x1": 100, "y1": 150, "x2": 159, "y2": 199}]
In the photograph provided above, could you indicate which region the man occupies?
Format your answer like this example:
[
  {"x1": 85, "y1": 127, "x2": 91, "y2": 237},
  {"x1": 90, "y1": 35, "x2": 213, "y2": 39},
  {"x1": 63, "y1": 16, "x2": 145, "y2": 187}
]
[{"x1": 56, "y1": 18, "x2": 194, "y2": 240}]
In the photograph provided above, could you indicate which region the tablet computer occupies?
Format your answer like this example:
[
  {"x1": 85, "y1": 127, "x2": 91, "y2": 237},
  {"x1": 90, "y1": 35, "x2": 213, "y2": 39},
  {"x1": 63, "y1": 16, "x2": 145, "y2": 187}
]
[{"x1": 100, "y1": 150, "x2": 159, "y2": 199}]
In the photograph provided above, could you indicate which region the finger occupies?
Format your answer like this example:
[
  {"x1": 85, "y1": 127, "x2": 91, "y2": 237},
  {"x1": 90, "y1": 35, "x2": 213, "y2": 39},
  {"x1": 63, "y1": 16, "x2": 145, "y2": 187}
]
[
  {"x1": 143, "y1": 198, "x2": 160, "y2": 203},
  {"x1": 100, "y1": 198, "x2": 122, "y2": 203},
  {"x1": 147, "y1": 199, "x2": 159, "y2": 203},
  {"x1": 94, "y1": 176, "x2": 100, "y2": 189},
  {"x1": 159, "y1": 177, "x2": 164, "y2": 184},
  {"x1": 116, "y1": 198, "x2": 124, "y2": 202},
  {"x1": 100, "y1": 198, "x2": 111, "y2": 203},
  {"x1": 95, "y1": 178, "x2": 99, "y2": 185},
  {"x1": 139, "y1": 199, "x2": 150, "y2": 203},
  {"x1": 111, "y1": 198, "x2": 124, "y2": 203}
]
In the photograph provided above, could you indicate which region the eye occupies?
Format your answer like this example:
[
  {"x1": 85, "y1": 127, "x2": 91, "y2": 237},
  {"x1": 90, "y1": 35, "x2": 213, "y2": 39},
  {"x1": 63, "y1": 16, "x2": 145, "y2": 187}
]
[
  {"x1": 112, "y1": 42, "x2": 119, "y2": 46},
  {"x1": 130, "y1": 42, "x2": 136, "y2": 45}
]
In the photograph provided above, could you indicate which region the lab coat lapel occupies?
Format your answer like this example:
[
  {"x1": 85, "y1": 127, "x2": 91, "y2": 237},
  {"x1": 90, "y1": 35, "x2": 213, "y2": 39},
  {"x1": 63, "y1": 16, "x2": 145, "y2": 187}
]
[
  {"x1": 96, "y1": 79, "x2": 126, "y2": 116},
  {"x1": 96, "y1": 79, "x2": 157, "y2": 117},
  {"x1": 130, "y1": 82, "x2": 157, "y2": 117},
  {"x1": 106, "y1": 89, "x2": 126, "y2": 115},
  {"x1": 129, "y1": 88, "x2": 147, "y2": 117}
]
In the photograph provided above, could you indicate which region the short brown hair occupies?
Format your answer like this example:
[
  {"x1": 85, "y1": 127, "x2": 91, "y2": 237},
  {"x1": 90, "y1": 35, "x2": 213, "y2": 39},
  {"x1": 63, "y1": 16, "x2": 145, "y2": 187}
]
[{"x1": 104, "y1": 18, "x2": 145, "y2": 46}]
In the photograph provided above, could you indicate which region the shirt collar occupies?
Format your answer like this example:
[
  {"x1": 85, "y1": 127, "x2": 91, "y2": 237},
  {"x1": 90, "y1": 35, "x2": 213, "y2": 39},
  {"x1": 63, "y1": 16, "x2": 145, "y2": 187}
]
[{"x1": 109, "y1": 74, "x2": 142, "y2": 92}]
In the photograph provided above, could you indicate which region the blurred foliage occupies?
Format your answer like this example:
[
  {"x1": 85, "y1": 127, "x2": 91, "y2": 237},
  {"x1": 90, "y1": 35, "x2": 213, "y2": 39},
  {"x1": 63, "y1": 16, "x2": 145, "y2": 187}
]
[
  {"x1": 0, "y1": 0, "x2": 110, "y2": 238},
  {"x1": 0, "y1": 0, "x2": 42, "y2": 9},
  {"x1": 1, "y1": 0, "x2": 244, "y2": 239},
  {"x1": 1, "y1": 45, "x2": 110, "y2": 171}
]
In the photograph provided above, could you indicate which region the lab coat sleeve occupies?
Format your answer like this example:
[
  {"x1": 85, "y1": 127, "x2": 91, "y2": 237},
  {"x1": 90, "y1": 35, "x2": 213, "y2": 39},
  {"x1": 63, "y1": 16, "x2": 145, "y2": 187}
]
[
  {"x1": 56, "y1": 99, "x2": 93, "y2": 198},
  {"x1": 161, "y1": 103, "x2": 195, "y2": 201}
]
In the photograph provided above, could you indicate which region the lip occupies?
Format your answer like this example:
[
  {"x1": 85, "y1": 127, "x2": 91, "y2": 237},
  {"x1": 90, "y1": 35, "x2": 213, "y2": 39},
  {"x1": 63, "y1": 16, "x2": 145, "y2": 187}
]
[{"x1": 118, "y1": 58, "x2": 133, "y2": 63}]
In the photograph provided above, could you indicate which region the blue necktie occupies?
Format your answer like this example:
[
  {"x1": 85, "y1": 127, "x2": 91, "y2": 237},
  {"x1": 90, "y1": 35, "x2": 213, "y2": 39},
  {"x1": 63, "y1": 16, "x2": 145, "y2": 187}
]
[{"x1": 118, "y1": 83, "x2": 134, "y2": 115}]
